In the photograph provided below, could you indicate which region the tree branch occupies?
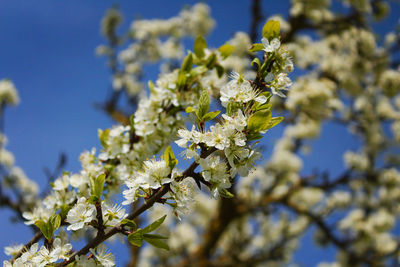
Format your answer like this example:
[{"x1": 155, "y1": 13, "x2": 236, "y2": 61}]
[{"x1": 249, "y1": 0, "x2": 263, "y2": 43}]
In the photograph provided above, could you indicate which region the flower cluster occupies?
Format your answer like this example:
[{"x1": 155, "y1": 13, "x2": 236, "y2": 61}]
[
  {"x1": 1, "y1": 6, "x2": 296, "y2": 267},
  {"x1": 98, "y1": 3, "x2": 215, "y2": 97},
  {"x1": 3, "y1": 238, "x2": 72, "y2": 267}
]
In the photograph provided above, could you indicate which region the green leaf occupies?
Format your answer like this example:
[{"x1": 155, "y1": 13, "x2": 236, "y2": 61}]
[
  {"x1": 164, "y1": 146, "x2": 178, "y2": 169},
  {"x1": 49, "y1": 214, "x2": 61, "y2": 234},
  {"x1": 98, "y1": 129, "x2": 110, "y2": 148},
  {"x1": 90, "y1": 174, "x2": 106, "y2": 199},
  {"x1": 218, "y1": 43, "x2": 234, "y2": 59},
  {"x1": 251, "y1": 58, "x2": 261, "y2": 69},
  {"x1": 35, "y1": 220, "x2": 52, "y2": 241},
  {"x1": 247, "y1": 133, "x2": 264, "y2": 141},
  {"x1": 194, "y1": 36, "x2": 207, "y2": 58},
  {"x1": 202, "y1": 110, "x2": 220, "y2": 121},
  {"x1": 247, "y1": 109, "x2": 272, "y2": 133},
  {"x1": 144, "y1": 236, "x2": 170, "y2": 250},
  {"x1": 218, "y1": 187, "x2": 234, "y2": 198},
  {"x1": 262, "y1": 20, "x2": 280, "y2": 40},
  {"x1": 176, "y1": 72, "x2": 187, "y2": 88},
  {"x1": 142, "y1": 215, "x2": 166, "y2": 234},
  {"x1": 60, "y1": 204, "x2": 70, "y2": 219},
  {"x1": 181, "y1": 52, "x2": 193, "y2": 72},
  {"x1": 89, "y1": 176, "x2": 96, "y2": 196},
  {"x1": 121, "y1": 219, "x2": 137, "y2": 229},
  {"x1": 254, "y1": 102, "x2": 272, "y2": 111},
  {"x1": 215, "y1": 64, "x2": 224, "y2": 78},
  {"x1": 128, "y1": 230, "x2": 143, "y2": 247},
  {"x1": 260, "y1": 60, "x2": 270, "y2": 74},
  {"x1": 35, "y1": 214, "x2": 61, "y2": 241},
  {"x1": 249, "y1": 43, "x2": 264, "y2": 52},
  {"x1": 129, "y1": 114, "x2": 135, "y2": 131},
  {"x1": 266, "y1": 116, "x2": 284, "y2": 130},
  {"x1": 143, "y1": 233, "x2": 168, "y2": 239},
  {"x1": 197, "y1": 89, "x2": 209, "y2": 120},
  {"x1": 205, "y1": 53, "x2": 217, "y2": 69}
]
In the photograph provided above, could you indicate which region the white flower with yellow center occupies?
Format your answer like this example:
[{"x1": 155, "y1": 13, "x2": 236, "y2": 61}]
[{"x1": 66, "y1": 197, "x2": 96, "y2": 231}]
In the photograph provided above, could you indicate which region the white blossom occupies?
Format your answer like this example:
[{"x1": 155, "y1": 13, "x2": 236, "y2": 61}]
[
  {"x1": 31, "y1": 245, "x2": 60, "y2": 267},
  {"x1": 102, "y1": 202, "x2": 127, "y2": 226},
  {"x1": 52, "y1": 238, "x2": 72, "y2": 260},
  {"x1": 66, "y1": 197, "x2": 96, "y2": 231},
  {"x1": 4, "y1": 244, "x2": 23, "y2": 257},
  {"x1": 89, "y1": 244, "x2": 115, "y2": 267},
  {"x1": 262, "y1": 37, "x2": 281, "y2": 52},
  {"x1": 170, "y1": 178, "x2": 196, "y2": 217}
]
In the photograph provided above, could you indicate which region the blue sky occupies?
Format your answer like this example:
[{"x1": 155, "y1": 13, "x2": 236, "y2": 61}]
[{"x1": 0, "y1": 0, "x2": 399, "y2": 265}]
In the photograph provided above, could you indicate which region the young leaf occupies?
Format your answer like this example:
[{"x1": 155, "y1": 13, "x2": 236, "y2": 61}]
[
  {"x1": 89, "y1": 177, "x2": 96, "y2": 198},
  {"x1": 176, "y1": 72, "x2": 187, "y2": 88},
  {"x1": 164, "y1": 146, "x2": 178, "y2": 169},
  {"x1": 202, "y1": 111, "x2": 220, "y2": 122},
  {"x1": 90, "y1": 174, "x2": 106, "y2": 199},
  {"x1": 197, "y1": 89, "x2": 210, "y2": 120},
  {"x1": 218, "y1": 43, "x2": 234, "y2": 59},
  {"x1": 249, "y1": 43, "x2": 264, "y2": 52},
  {"x1": 98, "y1": 129, "x2": 110, "y2": 148},
  {"x1": 121, "y1": 219, "x2": 137, "y2": 229},
  {"x1": 34, "y1": 214, "x2": 61, "y2": 241},
  {"x1": 181, "y1": 52, "x2": 193, "y2": 72},
  {"x1": 142, "y1": 215, "x2": 166, "y2": 234},
  {"x1": 128, "y1": 230, "x2": 143, "y2": 247},
  {"x1": 144, "y1": 236, "x2": 170, "y2": 250},
  {"x1": 60, "y1": 204, "x2": 70, "y2": 219},
  {"x1": 215, "y1": 64, "x2": 225, "y2": 78},
  {"x1": 35, "y1": 220, "x2": 52, "y2": 241},
  {"x1": 194, "y1": 36, "x2": 207, "y2": 58},
  {"x1": 262, "y1": 20, "x2": 280, "y2": 40},
  {"x1": 266, "y1": 116, "x2": 284, "y2": 130},
  {"x1": 96, "y1": 174, "x2": 106, "y2": 198},
  {"x1": 247, "y1": 109, "x2": 272, "y2": 133},
  {"x1": 49, "y1": 214, "x2": 61, "y2": 234},
  {"x1": 205, "y1": 53, "x2": 217, "y2": 69},
  {"x1": 143, "y1": 233, "x2": 168, "y2": 239},
  {"x1": 129, "y1": 114, "x2": 135, "y2": 131},
  {"x1": 247, "y1": 133, "x2": 264, "y2": 141},
  {"x1": 251, "y1": 58, "x2": 261, "y2": 69}
]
